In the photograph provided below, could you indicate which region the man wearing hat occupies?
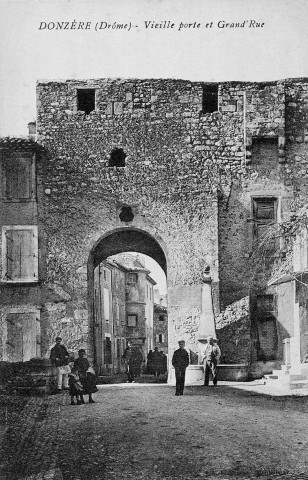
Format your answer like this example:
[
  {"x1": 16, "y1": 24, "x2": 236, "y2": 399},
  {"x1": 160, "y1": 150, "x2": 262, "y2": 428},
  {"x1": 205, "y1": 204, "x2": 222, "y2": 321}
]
[
  {"x1": 50, "y1": 337, "x2": 70, "y2": 392},
  {"x1": 202, "y1": 336, "x2": 220, "y2": 386},
  {"x1": 172, "y1": 340, "x2": 190, "y2": 396}
]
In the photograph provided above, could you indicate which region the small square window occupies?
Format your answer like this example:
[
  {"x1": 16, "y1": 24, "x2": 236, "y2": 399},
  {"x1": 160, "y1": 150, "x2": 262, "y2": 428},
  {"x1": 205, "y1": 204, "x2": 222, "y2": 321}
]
[
  {"x1": 202, "y1": 84, "x2": 218, "y2": 114},
  {"x1": 128, "y1": 273, "x2": 138, "y2": 283},
  {"x1": 252, "y1": 197, "x2": 277, "y2": 243},
  {"x1": 127, "y1": 314, "x2": 137, "y2": 327},
  {"x1": 77, "y1": 89, "x2": 96, "y2": 114}
]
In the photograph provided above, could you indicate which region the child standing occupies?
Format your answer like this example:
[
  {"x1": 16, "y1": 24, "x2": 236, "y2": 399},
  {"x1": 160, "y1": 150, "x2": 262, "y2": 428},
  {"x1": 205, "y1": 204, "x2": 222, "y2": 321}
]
[{"x1": 68, "y1": 368, "x2": 84, "y2": 405}]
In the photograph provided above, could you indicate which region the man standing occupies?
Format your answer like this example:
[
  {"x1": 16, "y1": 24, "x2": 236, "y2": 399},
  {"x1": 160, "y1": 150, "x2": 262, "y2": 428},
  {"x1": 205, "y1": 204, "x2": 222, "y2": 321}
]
[
  {"x1": 50, "y1": 337, "x2": 70, "y2": 393},
  {"x1": 202, "y1": 336, "x2": 220, "y2": 386},
  {"x1": 172, "y1": 340, "x2": 189, "y2": 396},
  {"x1": 123, "y1": 341, "x2": 135, "y2": 383}
]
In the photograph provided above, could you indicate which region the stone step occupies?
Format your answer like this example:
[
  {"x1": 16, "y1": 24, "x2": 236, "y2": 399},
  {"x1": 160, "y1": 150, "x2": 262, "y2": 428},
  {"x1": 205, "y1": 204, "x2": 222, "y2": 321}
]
[
  {"x1": 290, "y1": 374, "x2": 308, "y2": 381},
  {"x1": 271, "y1": 369, "x2": 290, "y2": 376},
  {"x1": 290, "y1": 380, "x2": 308, "y2": 390}
]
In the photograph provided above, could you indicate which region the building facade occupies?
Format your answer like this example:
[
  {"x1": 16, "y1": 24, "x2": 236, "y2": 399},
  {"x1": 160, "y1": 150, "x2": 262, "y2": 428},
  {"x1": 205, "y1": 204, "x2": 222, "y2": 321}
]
[
  {"x1": 93, "y1": 253, "x2": 155, "y2": 375},
  {"x1": 1, "y1": 77, "x2": 308, "y2": 381},
  {"x1": 153, "y1": 304, "x2": 168, "y2": 355}
]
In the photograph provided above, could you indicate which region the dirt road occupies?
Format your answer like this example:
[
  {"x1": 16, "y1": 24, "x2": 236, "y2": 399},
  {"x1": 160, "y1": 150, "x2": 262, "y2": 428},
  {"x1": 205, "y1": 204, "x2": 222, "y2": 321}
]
[{"x1": 1, "y1": 383, "x2": 308, "y2": 480}]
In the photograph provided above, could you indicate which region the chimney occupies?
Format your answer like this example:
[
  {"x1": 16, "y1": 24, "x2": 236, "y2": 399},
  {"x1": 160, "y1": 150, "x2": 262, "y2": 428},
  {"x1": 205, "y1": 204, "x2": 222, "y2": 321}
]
[{"x1": 28, "y1": 121, "x2": 36, "y2": 140}]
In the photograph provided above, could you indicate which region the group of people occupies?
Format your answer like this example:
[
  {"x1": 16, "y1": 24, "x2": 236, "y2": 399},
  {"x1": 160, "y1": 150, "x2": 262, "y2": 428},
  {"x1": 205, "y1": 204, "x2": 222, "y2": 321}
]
[
  {"x1": 146, "y1": 347, "x2": 167, "y2": 377},
  {"x1": 122, "y1": 342, "x2": 144, "y2": 383},
  {"x1": 51, "y1": 335, "x2": 221, "y2": 401},
  {"x1": 172, "y1": 336, "x2": 221, "y2": 396},
  {"x1": 122, "y1": 343, "x2": 168, "y2": 383},
  {"x1": 50, "y1": 337, "x2": 98, "y2": 405}
]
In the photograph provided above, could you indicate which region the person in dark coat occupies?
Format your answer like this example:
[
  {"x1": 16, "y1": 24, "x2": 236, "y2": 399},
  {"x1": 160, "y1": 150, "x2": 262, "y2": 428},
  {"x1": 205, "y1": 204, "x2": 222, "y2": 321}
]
[
  {"x1": 146, "y1": 350, "x2": 154, "y2": 374},
  {"x1": 132, "y1": 347, "x2": 143, "y2": 377},
  {"x1": 123, "y1": 342, "x2": 135, "y2": 382},
  {"x1": 152, "y1": 347, "x2": 162, "y2": 377},
  {"x1": 73, "y1": 349, "x2": 98, "y2": 403},
  {"x1": 68, "y1": 367, "x2": 84, "y2": 405},
  {"x1": 160, "y1": 351, "x2": 167, "y2": 374},
  {"x1": 172, "y1": 340, "x2": 190, "y2": 396},
  {"x1": 50, "y1": 337, "x2": 70, "y2": 392}
]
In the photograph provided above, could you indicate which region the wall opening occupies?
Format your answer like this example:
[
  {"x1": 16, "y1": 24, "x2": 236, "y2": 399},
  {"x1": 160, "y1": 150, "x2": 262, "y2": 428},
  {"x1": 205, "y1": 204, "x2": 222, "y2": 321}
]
[
  {"x1": 202, "y1": 84, "x2": 218, "y2": 114},
  {"x1": 77, "y1": 89, "x2": 96, "y2": 115},
  {"x1": 88, "y1": 228, "x2": 168, "y2": 379},
  {"x1": 109, "y1": 148, "x2": 126, "y2": 167}
]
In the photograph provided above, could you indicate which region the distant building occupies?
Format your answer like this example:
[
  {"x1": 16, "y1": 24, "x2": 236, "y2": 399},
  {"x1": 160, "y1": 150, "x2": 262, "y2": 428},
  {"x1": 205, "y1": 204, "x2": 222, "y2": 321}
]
[
  {"x1": 153, "y1": 304, "x2": 168, "y2": 354},
  {"x1": 93, "y1": 253, "x2": 156, "y2": 375}
]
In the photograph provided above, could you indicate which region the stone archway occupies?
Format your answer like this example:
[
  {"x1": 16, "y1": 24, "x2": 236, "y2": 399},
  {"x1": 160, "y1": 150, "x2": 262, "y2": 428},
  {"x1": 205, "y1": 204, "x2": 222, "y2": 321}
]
[{"x1": 87, "y1": 227, "x2": 168, "y2": 375}]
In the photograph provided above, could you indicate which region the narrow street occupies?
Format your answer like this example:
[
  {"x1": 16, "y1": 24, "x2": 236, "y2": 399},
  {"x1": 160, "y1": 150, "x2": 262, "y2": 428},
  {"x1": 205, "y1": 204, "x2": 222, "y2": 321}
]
[{"x1": 1, "y1": 383, "x2": 308, "y2": 480}]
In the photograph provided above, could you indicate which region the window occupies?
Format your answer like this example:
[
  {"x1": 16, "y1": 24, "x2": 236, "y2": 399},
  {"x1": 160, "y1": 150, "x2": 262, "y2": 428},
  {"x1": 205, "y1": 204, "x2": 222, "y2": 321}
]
[
  {"x1": 127, "y1": 314, "x2": 137, "y2": 327},
  {"x1": 156, "y1": 333, "x2": 165, "y2": 343},
  {"x1": 1, "y1": 153, "x2": 36, "y2": 201},
  {"x1": 252, "y1": 138, "x2": 278, "y2": 167},
  {"x1": 2, "y1": 226, "x2": 38, "y2": 283},
  {"x1": 116, "y1": 338, "x2": 121, "y2": 360},
  {"x1": 116, "y1": 300, "x2": 120, "y2": 320},
  {"x1": 254, "y1": 295, "x2": 278, "y2": 361},
  {"x1": 104, "y1": 335, "x2": 112, "y2": 364},
  {"x1": 159, "y1": 315, "x2": 165, "y2": 322},
  {"x1": 4, "y1": 308, "x2": 40, "y2": 362},
  {"x1": 128, "y1": 272, "x2": 138, "y2": 284},
  {"x1": 77, "y1": 89, "x2": 96, "y2": 114},
  {"x1": 103, "y1": 288, "x2": 110, "y2": 321},
  {"x1": 202, "y1": 84, "x2": 218, "y2": 113},
  {"x1": 109, "y1": 148, "x2": 126, "y2": 167},
  {"x1": 252, "y1": 197, "x2": 277, "y2": 245}
]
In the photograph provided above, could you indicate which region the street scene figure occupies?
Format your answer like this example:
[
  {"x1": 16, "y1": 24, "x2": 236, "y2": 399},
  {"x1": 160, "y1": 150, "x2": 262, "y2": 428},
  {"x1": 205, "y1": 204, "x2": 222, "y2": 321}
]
[
  {"x1": 50, "y1": 337, "x2": 70, "y2": 393},
  {"x1": 172, "y1": 340, "x2": 190, "y2": 396},
  {"x1": 160, "y1": 351, "x2": 167, "y2": 374},
  {"x1": 146, "y1": 350, "x2": 154, "y2": 374},
  {"x1": 131, "y1": 346, "x2": 144, "y2": 378},
  {"x1": 152, "y1": 347, "x2": 162, "y2": 377},
  {"x1": 68, "y1": 368, "x2": 84, "y2": 405},
  {"x1": 73, "y1": 349, "x2": 98, "y2": 403},
  {"x1": 202, "y1": 336, "x2": 221, "y2": 386},
  {"x1": 123, "y1": 342, "x2": 135, "y2": 383}
]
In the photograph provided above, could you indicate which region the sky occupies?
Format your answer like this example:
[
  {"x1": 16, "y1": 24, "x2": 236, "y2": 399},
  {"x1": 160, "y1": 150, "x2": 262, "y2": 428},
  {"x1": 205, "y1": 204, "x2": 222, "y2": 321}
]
[{"x1": 0, "y1": 0, "x2": 308, "y2": 136}]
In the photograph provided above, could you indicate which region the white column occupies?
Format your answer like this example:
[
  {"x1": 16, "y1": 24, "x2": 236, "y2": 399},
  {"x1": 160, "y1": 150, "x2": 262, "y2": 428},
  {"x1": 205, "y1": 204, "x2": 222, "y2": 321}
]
[{"x1": 198, "y1": 267, "x2": 216, "y2": 363}]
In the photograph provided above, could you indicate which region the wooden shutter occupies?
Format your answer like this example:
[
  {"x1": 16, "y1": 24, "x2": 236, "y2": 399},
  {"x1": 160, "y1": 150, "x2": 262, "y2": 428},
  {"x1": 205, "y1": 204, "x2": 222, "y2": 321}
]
[
  {"x1": 6, "y1": 312, "x2": 37, "y2": 362},
  {"x1": 18, "y1": 156, "x2": 31, "y2": 199},
  {"x1": 22, "y1": 313, "x2": 37, "y2": 361},
  {"x1": 3, "y1": 156, "x2": 32, "y2": 200},
  {"x1": 4, "y1": 228, "x2": 38, "y2": 282},
  {"x1": 5, "y1": 230, "x2": 14, "y2": 280},
  {"x1": 6, "y1": 314, "x2": 23, "y2": 362}
]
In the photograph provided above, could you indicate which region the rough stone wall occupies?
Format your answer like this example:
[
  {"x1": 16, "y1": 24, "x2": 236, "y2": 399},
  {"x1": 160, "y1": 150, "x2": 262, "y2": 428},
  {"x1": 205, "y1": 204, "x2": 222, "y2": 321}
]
[
  {"x1": 2, "y1": 77, "x2": 306, "y2": 371},
  {"x1": 36, "y1": 79, "x2": 225, "y2": 361},
  {"x1": 216, "y1": 297, "x2": 250, "y2": 364}
]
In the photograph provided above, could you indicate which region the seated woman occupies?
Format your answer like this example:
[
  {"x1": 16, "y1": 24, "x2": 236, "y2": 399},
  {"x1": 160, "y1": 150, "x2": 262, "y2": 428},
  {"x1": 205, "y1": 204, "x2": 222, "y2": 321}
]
[{"x1": 73, "y1": 349, "x2": 98, "y2": 404}]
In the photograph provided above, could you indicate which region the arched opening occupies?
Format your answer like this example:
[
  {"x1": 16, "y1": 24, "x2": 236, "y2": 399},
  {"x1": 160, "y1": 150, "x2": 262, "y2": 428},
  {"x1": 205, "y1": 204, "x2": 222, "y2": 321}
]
[{"x1": 88, "y1": 228, "x2": 168, "y2": 380}]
